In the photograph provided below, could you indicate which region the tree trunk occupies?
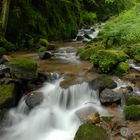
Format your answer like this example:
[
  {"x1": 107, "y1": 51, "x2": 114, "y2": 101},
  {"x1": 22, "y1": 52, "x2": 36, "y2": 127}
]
[{"x1": 0, "y1": 0, "x2": 10, "y2": 36}]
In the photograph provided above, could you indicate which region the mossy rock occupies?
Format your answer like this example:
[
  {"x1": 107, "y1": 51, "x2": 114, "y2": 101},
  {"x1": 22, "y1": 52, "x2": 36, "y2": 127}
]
[
  {"x1": 9, "y1": 58, "x2": 38, "y2": 79},
  {"x1": 126, "y1": 97, "x2": 140, "y2": 105},
  {"x1": 77, "y1": 44, "x2": 104, "y2": 60},
  {"x1": 90, "y1": 49, "x2": 129, "y2": 73},
  {"x1": 89, "y1": 75, "x2": 117, "y2": 91},
  {"x1": 0, "y1": 47, "x2": 6, "y2": 57},
  {"x1": 0, "y1": 83, "x2": 16, "y2": 107},
  {"x1": 124, "y1": 105, "x2": 140, "y2": 120},
  {"x1": 74, "y1": 124, "x2": 108, "y2": 140},
  {"x1": 115, "y1": 62, "x2": 130, "y2": 75},
  {"x1": 39, "y1": 39, "x2": 48, "y2": 47},
  {"x1": 38, "y1": 46, "x2": 47, "y2": 52}
]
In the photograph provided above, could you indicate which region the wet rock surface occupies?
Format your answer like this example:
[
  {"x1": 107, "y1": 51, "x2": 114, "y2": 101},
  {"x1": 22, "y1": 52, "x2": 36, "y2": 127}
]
[
  {"x1": 89, "y1": 75, "x2": 117, "y2": 92},
  {"x1": 25, "y1": 91, "x2": 44, "y2": 109},
  {"x1": 99, "y1": 88, "x2": 121, "y2": 105}
]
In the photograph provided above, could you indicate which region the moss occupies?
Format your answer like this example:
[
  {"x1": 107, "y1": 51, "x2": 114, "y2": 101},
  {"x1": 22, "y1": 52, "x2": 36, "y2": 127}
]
[
  {"x1": 124, "y1": 105, "x2": 140, "y2": 120},
  {"x1": 126, "y1": 97, "x2": 140, "y2": 105},
  {"x1": 77, "y1": 44, "x2": 104, "y2": 60},
  {"x1": 10, "y1": 57, "x2": 38, "y2": 79},
  {"x1": 74, "y1": 124, "x2": 108, "y2": 140},
  {"x1": 0, "y1": 83, "x2": 15, "y2": 105},
  {"x1": 39, "y1": 38, "x2": 48, "y2": 47},
  {"x1": 90, "y1": 49, "x2": 129, "y2": 73},
  {"x1": 0, "y1": 47, "x2": 6, "y2": 57},
  {"x1": 10, "y1": 57, "x2": 37, "y2": 71},
  {"x1": 115, "y1": 62, "x2": 130, "y2": 75},
  {"x1": 38, "y1": 46, "x2": 47, "y2": 52}
]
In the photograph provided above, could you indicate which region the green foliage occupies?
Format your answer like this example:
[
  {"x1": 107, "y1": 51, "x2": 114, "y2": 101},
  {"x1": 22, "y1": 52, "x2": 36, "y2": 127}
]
[
  {"x1": 127, "y1": 44, "x2": 140, "y2": 60},
  {"x1": 77, "y1": 44, "x2": 104, "y2": 60},
  {"x1": 99, "y1": 4, "x2": 140, "y2": 48},
  {"x1": 90, "y1": 50, "x2": 128, "y2": 73},
  {"x1": 124, "y1": 105, "x2": 140, "y2": 120},
  {"x1": 74, "y1": 124, "x2": 108, "y2": 140},
  {"x1": 126, "y1": 97, "x2": 140, "y2": 105},
  {"x1": 7, "y1": 0, "x2": 81, "y2": 42},
  {"x1": 0, "y1": 37, "x2": 15, "y2": 51},
  {"x1": 0, "y1": 83, "x2": 15, "y2": 105},
  {"x1": 115, "y1": 62, "x2": 130, "y2": 75},
  {"x1": 80, "y1": 12, "x2": 96, "y2": 25},
  {"x1": 0, "y1": 47, "x2": 6, "y2": 57},
  {"x1": 134, "y1": 55, "x2": 140, "y2": 62}
]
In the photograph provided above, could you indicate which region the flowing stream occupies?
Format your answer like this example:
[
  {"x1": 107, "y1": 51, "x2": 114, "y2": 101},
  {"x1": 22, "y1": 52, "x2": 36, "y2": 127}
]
[{"x1": 0, "y1": 78, "x2": 108, "y2": 140}]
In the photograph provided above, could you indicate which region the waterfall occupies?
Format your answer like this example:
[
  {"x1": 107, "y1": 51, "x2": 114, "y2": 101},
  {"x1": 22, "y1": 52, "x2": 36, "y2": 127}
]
[{"x1": 0, "y1": 78, "x2": 107, "y2": 140}]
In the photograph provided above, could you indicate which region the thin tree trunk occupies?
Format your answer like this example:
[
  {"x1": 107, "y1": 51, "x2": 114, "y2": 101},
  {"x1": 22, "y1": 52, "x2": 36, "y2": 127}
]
[{"x1": 0, "y1": 0, "x2": 10, "y2": 36}]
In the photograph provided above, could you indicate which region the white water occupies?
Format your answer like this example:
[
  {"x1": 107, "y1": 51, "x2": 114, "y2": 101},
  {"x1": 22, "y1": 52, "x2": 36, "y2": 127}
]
[{"x1": 0, "y1": 78, "x2": 107, "y2": 140}]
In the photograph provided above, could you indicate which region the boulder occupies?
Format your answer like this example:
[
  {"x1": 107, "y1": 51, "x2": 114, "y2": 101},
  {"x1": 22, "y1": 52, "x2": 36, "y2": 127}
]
[
  {"x1": 75, "y1": 106, "x2": 97, "y2": 123},
  {"x1": 0, "y1": 64, "x2": 10, "y2": 77},
  {"x1": 77, "y1": 35, "x2": 84, "y2": 41},
  {"x1": 9, "y1": 58, "x2": 38, "y2": 80},
  {"x1": 25, "y1": 91, "x2": 44, "y2": 109},
  {"x1": 99, "y1": 88, "x2": 121, "y2": 105},
  {"x1": 38, "y1": 51, "x2": 52, "y2": 59},
  {"x1": 89, "y1": 75, "x2": 117, "y2": 92},
  {"x1": 74, "y1": 124, "x2": 108, "y2": 140},
  {"x1": 0, "y1": 55, "x2": 9, "y2": 64}
]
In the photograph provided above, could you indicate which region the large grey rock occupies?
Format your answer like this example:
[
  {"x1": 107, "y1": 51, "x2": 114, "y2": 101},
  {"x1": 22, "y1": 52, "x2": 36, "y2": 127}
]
[
  {"x1": 25, "y1": 91, "x2": 44, "y2": 109},
  {"x1": 100, "y1": 88, "x2": 121, "y2": 105}
]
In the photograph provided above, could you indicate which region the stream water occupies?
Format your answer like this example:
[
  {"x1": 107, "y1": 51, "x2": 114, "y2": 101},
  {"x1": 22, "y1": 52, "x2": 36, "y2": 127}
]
[{"x1": 0, "y1": 28, "x2": 140, "y2": 140}]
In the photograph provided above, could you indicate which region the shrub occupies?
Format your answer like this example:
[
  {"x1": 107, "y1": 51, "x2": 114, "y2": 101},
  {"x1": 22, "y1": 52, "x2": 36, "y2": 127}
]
[
  {"x1": 124, "y1": 105, "x2": 140, "y2": 120},
  {"x1": 80, "y1": 12, "x2": 97, "y2": 25},
  {"x1": 115, "y1": 62, "x2": 130, "y2": 75},
  {"x1": 99, "y1": 4, "x2": 140, "y2": 48},
  {"x1": 90, "y1": 49, "x2": 128, "y2": 73}
]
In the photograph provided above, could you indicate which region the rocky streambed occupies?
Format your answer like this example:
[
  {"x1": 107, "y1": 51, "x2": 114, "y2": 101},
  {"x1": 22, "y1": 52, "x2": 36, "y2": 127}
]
[{"x1": 0, "y1": 28, "x2": 140, "y2": 140}]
